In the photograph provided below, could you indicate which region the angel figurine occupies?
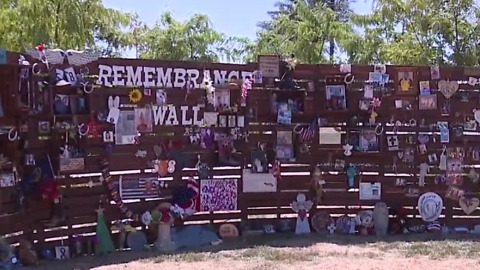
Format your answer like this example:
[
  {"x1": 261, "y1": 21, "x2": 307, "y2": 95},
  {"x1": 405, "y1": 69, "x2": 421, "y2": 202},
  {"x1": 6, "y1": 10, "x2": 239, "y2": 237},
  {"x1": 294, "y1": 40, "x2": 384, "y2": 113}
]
[{"x1": 291, "y1": 193, "x2": 313, "y2": 234}]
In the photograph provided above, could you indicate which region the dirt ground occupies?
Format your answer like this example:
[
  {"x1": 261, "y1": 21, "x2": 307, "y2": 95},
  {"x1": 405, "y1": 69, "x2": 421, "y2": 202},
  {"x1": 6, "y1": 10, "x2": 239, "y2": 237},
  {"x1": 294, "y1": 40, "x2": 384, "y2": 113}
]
[{"x1": 19, "y1": 234, "x2": 480, "y2": 270}]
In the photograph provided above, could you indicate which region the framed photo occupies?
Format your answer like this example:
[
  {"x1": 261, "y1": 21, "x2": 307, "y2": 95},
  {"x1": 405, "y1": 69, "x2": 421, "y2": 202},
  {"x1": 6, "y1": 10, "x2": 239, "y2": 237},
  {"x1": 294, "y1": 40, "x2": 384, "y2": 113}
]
[
  {"x1": 219, "y1": 115, "x2": 227, "y2": 127},
  {"x1": 419, "y1": 81, "x2": 431, "y2": 95},
  {"x1": 103, "y1": 131, "x2": 114, "y2": 142},
  {"x1": 251, "y1": 149, "x2": 268, "y2": 173},
  {"x1": 396, "y1": 70, "x2": 417, "y2": 94},
  {"x1": 204, "y1": 112, "x2": 218, "y2": 127},
  {"x1": 156, "y1": 89, "x2": 167, "y2": 106},
  {"x1": 275, "y1": 145, "x2": 294, "y2": 161},
  {"x1": 325, "y1": 85, "x2": 346, "y2": 110},
  {"x1": 276, "y1": 130, "x2": 293, "y2": 145},
  {"x1": 214, "y1": 89, "x2": 231, "y2": 112},
  {"x1": 0, "y1": 172, "x2": 15, "y2": 187},
  {"x1": 25, "y1": 154, "x2": 35, "y2": 165},
  {"x1": 246, "y1": 107, "x2": 257, "y2": 120},
  {"x1": 359, "y1": 130, "x2": 379, "y2": 152},
  {"x1": 228, "y1": 115, "x2": 236, "y2": 127},
  {"x1": 419, "y1": 94, "x2": 437, "y2": 110},
  {"x1": 134, "y1": 107, "x2": 153, "y2": 132},
  {"x1": 237, "y1": 116, "x2": 245, "y2": 127},
  {"x1": 38, "y1": 121, "x2": 51, "y2": 134},
  {"x1": 115, "y1": 111, "x2": 137, "y2": 145}
]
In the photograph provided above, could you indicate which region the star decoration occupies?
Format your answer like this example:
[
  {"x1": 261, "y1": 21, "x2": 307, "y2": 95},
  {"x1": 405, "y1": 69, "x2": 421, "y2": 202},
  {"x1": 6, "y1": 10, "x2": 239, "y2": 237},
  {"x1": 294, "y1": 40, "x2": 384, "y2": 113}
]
[{"x1": 95, "y1": 206, "x2": 104, "y2": 215}]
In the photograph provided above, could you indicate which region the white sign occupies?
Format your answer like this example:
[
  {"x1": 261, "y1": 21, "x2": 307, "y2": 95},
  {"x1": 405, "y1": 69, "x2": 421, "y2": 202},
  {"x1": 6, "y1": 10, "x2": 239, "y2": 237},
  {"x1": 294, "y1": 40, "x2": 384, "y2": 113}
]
[
  {"x1": 242, "y1": 169, "x2": 277, "y2": 193},
  {"x1": 258, "y1": 55, "x2": 280, "y2": 78},
  {"x1": 153, "y1": 105, "x2": 203, "y2": 126},
  {"x1": 96, "y1": 64, "x2": 253, "y2": 88},
  {"x1": 359, "y1": 182, "x2": 381, "y2": 200}
]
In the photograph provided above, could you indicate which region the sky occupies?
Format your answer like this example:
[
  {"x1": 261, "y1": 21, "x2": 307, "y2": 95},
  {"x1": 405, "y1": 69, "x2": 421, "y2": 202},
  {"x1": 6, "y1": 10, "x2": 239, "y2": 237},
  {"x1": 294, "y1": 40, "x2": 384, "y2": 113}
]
[{"x1": 102, "y1": 0, "x2": 374, "y2": 58}]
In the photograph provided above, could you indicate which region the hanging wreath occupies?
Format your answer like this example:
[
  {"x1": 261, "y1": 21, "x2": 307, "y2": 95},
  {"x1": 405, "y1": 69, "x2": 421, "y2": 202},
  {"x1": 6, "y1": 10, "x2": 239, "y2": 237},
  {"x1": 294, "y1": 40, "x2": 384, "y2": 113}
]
[{"x1": 128, "y1": 88, "x2": 142, "y2": 103}]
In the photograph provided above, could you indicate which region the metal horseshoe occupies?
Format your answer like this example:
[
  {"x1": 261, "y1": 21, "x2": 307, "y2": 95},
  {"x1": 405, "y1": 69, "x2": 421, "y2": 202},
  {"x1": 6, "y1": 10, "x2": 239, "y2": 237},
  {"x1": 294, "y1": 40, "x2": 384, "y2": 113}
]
[
  {"x1": 8, "y1": 128, "x2": 18, "y2": 141},
  {"x1": 77, "y1": 124, "x2": 89, "y2": 136}
]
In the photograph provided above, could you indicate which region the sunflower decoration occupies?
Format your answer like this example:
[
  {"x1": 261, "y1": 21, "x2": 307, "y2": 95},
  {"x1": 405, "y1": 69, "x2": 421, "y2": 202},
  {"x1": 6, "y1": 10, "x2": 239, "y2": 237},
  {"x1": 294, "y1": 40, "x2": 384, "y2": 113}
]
[{"x1": 129, "y1": 88, "x2": 143, "y2": 103}]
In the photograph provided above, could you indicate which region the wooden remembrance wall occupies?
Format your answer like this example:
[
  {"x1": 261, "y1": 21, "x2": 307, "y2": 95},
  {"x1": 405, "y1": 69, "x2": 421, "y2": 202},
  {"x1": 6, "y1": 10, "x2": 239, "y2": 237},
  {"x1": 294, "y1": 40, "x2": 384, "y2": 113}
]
[{"x1": 0, "y1": 53, "x2": 479, "y2": 248}]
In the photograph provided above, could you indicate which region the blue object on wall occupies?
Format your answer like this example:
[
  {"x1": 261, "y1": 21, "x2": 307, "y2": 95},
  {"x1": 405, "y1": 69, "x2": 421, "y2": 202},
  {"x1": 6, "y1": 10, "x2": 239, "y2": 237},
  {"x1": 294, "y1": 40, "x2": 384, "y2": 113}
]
[{"x1": 0, "y1": 49, "x2": 6, "y2": 64}]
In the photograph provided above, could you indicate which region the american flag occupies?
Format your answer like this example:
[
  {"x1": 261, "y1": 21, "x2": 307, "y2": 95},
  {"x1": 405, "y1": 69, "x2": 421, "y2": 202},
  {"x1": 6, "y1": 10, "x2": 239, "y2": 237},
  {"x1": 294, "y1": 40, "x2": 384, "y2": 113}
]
[
  {"x1": 273, "y1": 160, "x2": 281, "y2": 179},
  {"x1": 299, "y1": 120, "x2": 318, "y2": 142},
  {"x1": 119, "y1": 177, "x2": 161, "y2": 200}
]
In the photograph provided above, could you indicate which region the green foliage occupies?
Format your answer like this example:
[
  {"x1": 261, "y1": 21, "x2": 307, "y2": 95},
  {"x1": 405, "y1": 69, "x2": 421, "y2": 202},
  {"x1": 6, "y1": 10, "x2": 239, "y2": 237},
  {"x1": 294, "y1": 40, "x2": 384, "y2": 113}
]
[
  {"x1": 136, "y1": 12, "x2": 252, "y2": 63},
  {"x1": 0, "y1": 0, "x2": 135, "y2": 56},
  {"x1": 1, "y1": 0, "x2": 480, "y2": 65}
]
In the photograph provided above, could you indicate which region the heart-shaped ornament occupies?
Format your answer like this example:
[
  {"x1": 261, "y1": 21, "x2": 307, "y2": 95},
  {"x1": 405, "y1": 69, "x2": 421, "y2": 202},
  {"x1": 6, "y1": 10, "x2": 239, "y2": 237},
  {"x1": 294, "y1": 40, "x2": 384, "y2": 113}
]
[
  {"x1": 474, "y1": 110, "x2": 480, "y2": 124},
  {"x1": 298, "y1": 209, "x2": 307, "y2": 220},
  {"x1": 438, "y1": 80, "x2": 459, "y2": 99},
  {"x1": 459, "y1": 196, "x2": 479, "y2": 215},
  {"x1": 397, "y1": 151, "x2": 404, "y2": 159}
]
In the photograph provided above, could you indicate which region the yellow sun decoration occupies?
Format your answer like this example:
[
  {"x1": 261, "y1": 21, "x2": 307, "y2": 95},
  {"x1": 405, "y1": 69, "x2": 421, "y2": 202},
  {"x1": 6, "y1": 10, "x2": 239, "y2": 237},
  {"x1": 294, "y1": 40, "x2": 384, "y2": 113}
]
[{"x1": 129, "y1": 88, "x2": 142, "y2": 103}]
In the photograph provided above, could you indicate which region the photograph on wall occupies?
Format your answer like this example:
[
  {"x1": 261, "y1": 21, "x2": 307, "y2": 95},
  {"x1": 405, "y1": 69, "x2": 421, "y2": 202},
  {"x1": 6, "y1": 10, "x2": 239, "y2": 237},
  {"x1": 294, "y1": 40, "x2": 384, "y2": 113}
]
[
  {"x1": 214, "y1": 89, "x2": 231, "y2": 112},
  {"x1": 397, "y1": 71, "x2": 414, "y2": 93},
  {"x1": 419, "y1": 81, "x2": 431, "y2": 95},
  {"x1": 419, "y1": 94, "x2": 437, "y2": 110},
  {"x1": 203, "y1": 112, "x2": 218, "y2": 127},
  {"x1": 325, "y1": 85, "x2": 347, "y2": 110},
  {"x1": 156, "y1": 89, "x2": 167, "y2": 106},
  {"x1": 251, "y1": 149, "x2": 268, "y2": 173},
  {"x1": 277, "y1": 130, "x2": 293, "y2": 145},
  {"x1": 53, "y1": 94, "x2": 71, "y2": 115},
  {"x1": 200, "y1": 179, "x2": 238, "y2": 211},
  {"x1": 115, "y1": 110, "x2": 137, "y2": 145},
  {"x1": 359, "y1": 130, "x2": 379, "y2": 152},
  {"x1": 0, "y1": 172, "x2": 15, "y2": 187},
  {"x1": 446, "y1": 158, "x2": 463, "y2": 186},
  {"x1": 38, "y1": 121, "x2": 51, "y2": 134},
  {"x1": 275, "y1": 145, "x2": 294, "y2": 161},
  {"x1": 134, "y1": 107, "x2": 153, "y2": 133}
]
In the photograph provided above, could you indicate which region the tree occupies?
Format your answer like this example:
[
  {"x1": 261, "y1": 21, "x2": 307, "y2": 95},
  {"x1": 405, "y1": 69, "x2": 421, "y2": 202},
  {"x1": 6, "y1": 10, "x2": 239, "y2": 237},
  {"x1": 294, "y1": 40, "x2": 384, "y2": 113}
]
[
  {"x1": 352, "y1": 0, "x2": 480, "y2": 65},
  {"x1": 137, "y1": 12, "x2": 252, "y2": 63},
  {"x1": 259, "y1": 0, "x2": 355, "y2": 61},
  {"x1": 249, "y1": 0, "x2": 355, "y2": 63},
  {"x1": 0, "y1": 0, "x2": 135, "y2": 56}
]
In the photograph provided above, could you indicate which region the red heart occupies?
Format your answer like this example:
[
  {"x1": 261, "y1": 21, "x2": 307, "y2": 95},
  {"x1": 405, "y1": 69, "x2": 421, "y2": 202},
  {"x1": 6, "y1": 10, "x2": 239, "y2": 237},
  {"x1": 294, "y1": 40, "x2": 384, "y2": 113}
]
[{"x1": 298, "y1": 209, "x2": 307, "y2": 220}]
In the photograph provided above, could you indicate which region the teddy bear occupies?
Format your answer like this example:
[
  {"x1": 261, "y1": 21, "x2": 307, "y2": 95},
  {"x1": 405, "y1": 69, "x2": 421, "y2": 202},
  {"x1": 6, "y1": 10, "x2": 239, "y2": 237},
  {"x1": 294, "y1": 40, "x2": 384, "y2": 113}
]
[{"x1": 18, "y1": 240, "x2": 38, "y2": 266}]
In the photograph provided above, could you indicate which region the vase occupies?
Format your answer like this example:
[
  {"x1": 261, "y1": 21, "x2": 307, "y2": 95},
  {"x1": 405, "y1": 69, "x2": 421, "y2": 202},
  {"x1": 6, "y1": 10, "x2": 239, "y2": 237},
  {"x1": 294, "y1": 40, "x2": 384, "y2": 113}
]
[
  {"x1": 118, "y1": 231, "x2": 126, "y2": 250},
  {"x1": 156, "y1": 223, "x2": 174, "y2": 251}
]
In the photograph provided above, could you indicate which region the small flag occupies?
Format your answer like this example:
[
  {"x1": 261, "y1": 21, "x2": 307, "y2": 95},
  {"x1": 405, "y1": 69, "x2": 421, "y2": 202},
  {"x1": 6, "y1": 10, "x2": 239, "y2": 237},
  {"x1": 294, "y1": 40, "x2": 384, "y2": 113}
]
[
  {"x1": 119, "y1": 177, "x2": 160, "y2": 200},
  {"x1": 273, "y1": 160, "x2": 281, "y2": 179},
  {"x1": 186, "y1": 177, "x2": 200, "y2": 212},
  {"x1": 300, "y1": 120, "x2": 318, "y2": 142}
]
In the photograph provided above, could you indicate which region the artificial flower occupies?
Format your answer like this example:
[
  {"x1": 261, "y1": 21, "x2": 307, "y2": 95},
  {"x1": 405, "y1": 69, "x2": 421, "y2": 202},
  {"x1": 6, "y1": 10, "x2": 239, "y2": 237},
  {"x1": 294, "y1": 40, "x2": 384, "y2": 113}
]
[{"x1": 128, "y1": 88, "x2": 142, "y2": 103}]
